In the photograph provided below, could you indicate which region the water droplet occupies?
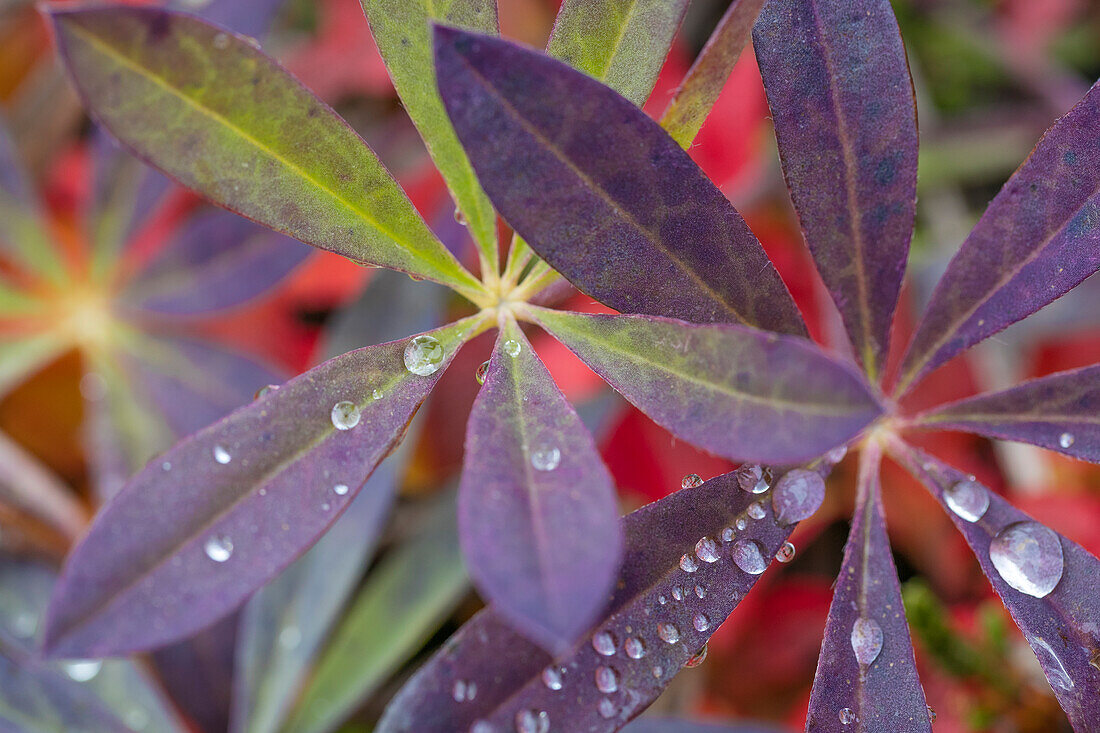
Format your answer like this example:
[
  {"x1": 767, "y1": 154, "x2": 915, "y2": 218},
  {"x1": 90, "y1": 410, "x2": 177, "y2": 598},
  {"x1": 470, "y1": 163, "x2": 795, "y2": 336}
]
[
  {"x1": 775, "y1": 541, "x2": 796, "y2": 563},
  {"x1": 1059, "y1": 432, "x2": 1075, "y2": 449},
  {"x1": 331, "y1": 401, "x2": 360, "y2": 430},
  {"x1": 541, "y1": 666, "x2": 564, "y2": 690},
  {"x1": 597, "y1": 698, "x2": 617, "y2": 719},
  {"x1": 333, "y1": 483, "x2": 349, "y2": 496},
  {"x1": 851, "y1": 617, "x2": 883, "y2": 666},
  {"x1": 839, "y1": 708, "x2": 858, "y2": 725},
  {"x1": 695, "y1": 536, "x2": 720, "y2": 563},
  {"x1": 652, "y1": 665, "x2": 664, "y2": 678},
  {"x1": 530, "y1": 446, "x2": 561, "y2": 471},
  {"x1": 692, "y1": 613, "x2": 710, "y2": 632},
  {"x1": 684, "y1": 642, "x2": 708, "y2": 668},
  {"x1": 736, "y1": 464, "x2": 771, "y2": 493},
  {"x1": 453, "y1": 679, "x2": 477, "y2": 702},
  {"x1": 213, "y1": 32, "x2": 230, "y2": 50},
  {"x1": 404, "y1": 335, "x2": 445, "y2": 375},
  {"x1": 694, "y1": 584, "x2": 707, "y2": 599},
  {"x1": 731, "y1": 539, "x2": 768, "y2": 575},
  {"x1": 989, "y1": 521, "x2": 1064, "y2": 598},
  {"x1": 503, "y1": 339, "x2": 522, "y2": 358},
  {"x1": 679, "y1": 553, "x2": 699, "y2": 573},
  {"x1": 594, "y1": 665, "x2": 619, "y2": 693},
  {"x1": 278, "y1": 625, "x2": 301, "y2": 649},
  {"x1": 825, "y1": 444, "x2": 848, "y2": 465},
  {"x1": 625, "y1": 637, "x2": 646, "y2": 659},
  {"x1": 475, "y1": 361, "x2": 490, "y2": 385},
  {"x1": 372, "y1": 388, "x2": 384, "y2": 401},
  {"x1": 213, "y1": 445, "x2": 231, "y2": 464},
  {"x1": 681, "y1": 473, "x2": 703, "y2": 489},
  {"x1": 1032, "y1": 637, "x2": 1074, "y2": 690},
  {"x1": 471, "y1": 721, "x2": 494, "y2": 733},
  {"x1": 126, "y1": 708, "x2": 149, "y2": 730},
  {"x1": 254, "y1": 384, "x2": 278, "y2": 400},
  {"x1": 657, "y1": 622, "x2": 680, "y2": 644},
  {"x1": 12, "y1": 611, "x2": 36, "y2": 638},
  {"x1": 162, "y1": 461, "x2": 171, "y2": 471},
  {"x1": 64, "y1": 660, "x2": 102, "y2": 682},
  {"x1": 943, "y1": 478, "x2": 990, "y2": 522},
  {"x1": 747, "y1": 502, "x2": 766, "y2": 520},
  {"x1": 592, "y1": 630, "x2": 617, "y2": 656},
  {"x1": 671, "y1": 585, "x2": 684, "y2": 601},
  {"x1": 735, "y1": 518, "x2": 747, "y2": 531},
  {"x1": 454, "y1": 208, "x2": 467, "y2": 225},
  {"x1": 721, "y1": 527, "x2": 734, "y2": 542},
  {"x1": 657, "y1": 594, "x2": 668, "y2": 605},
  {"x1": 772, "y1": 469, "x2": 826, "y2": 526},
  {"x1": 204, "y1": 535, "x2": 233, "y2": 562},
  {"x1": 514, "y1": 709, "x2": 549, "y2": 733}
]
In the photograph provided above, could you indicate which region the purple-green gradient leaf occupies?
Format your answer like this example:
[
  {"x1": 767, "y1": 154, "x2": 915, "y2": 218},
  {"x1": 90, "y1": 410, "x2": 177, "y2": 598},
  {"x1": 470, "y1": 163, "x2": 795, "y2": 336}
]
[
  {"x1": 889, "y1": 441, "x2": 1100, "y2": 727},
  {"x1": 754, "y1": 0, "x2": 917, "y2": 379},
  {"x1": 546, "y1": 0, "x2": 689, "y2": 107},
  {"x1": 48, "y1": 7, "x2": 485, "y2": 302},
  {"x1": 897, "y1": 80, "x2": 1100, "y2": 395},
  {"x1": 624, "y1": 720, "x2": 786, "y2": 733},
  {"x1": 915, "y1": 364, "x2": 1100, "y2": 463},
  {"x1": 659, "y1": 0, "x2": 767, "y2": 149},
  {"x1": 434, "y1": 27, "x2": 805, "y2": 333},
  {"x1": 0, "y1": 115, "x2": 60, "y2": 280},
  {"x1": 805, "y1": 444, "x2": 930, "y2": 732},
  {"x1": 459, "y1": 317, "x2": 621, "y2": 651},
  {"x1": 527, "y1": 308, "x2": 881, "y2": 464},
  {"x1": 42, "y1": 317, "x2": 481, "y2": 658},
  {"x1": 378, "y1": 468, "x2": 801, "y2": 732}
]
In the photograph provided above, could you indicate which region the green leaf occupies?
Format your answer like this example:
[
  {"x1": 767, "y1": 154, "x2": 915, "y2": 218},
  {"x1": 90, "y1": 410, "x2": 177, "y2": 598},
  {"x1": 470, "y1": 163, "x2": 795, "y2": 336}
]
[
  {"x1": 0, "y1": 334, "x2": 66, "y2": 400},
  {"x1": 361, "y1": 0, "x2": 500, "y2": 281},
  {"x1": 49, "y1": 7, "x2": 488, "y2": 304}
]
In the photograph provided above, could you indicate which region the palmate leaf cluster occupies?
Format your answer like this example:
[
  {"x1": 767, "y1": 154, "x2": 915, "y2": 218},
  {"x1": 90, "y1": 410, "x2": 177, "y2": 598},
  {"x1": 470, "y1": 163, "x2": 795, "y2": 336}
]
[{"x1": 5, "y1": 0, "x2": 1099, "y2": 731}]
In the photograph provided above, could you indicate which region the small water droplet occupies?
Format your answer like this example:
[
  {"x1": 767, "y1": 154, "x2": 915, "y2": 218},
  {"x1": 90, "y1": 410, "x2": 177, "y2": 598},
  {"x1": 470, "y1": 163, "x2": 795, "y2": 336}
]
[
  {"x1": 530, "y1": 446, "x2": 561, "y2": 471},
  {"x1": 453, "y1": 679, "x2": 477, "y2": 702},
  {"x1": 254, "y1": 384, "x2": 278, "y2": 400},
  {"x1": 695, "y1": 536, "x2": 720, "y2": 563},
  {"x1": 943, "y1": 478, "x2": 990, "y2": 522},
  {"x1": 1059, "y1": 432, "x2": 1075, "y2": 449},
  {"x1": 503, "y1": 339, "x2": 522, "y2": 358},
  {"x1": 597, "y1": 698, "x2": 617, "y2": 719},
  {"x1": 333, "y1": 483, "x2": 349, "y2": 496},
  {"x1": 321, "y1": 502, "x2": 331, "y2": 511},
  {"x1": 692, "y1": 613, "x2": 710, "y2": 632},
  {"x1": 213, "y1": 445, "x2": 231, "y2": 464},
  {"x1": 404, "y1": 335, "x2": 445, "y2": 375},
  {"x1": 851, "y1": 617, "x2": 883, "y2": 666},
  {"x1": 541, "y1": 666, "x2": 564, "y2": 690},
  {"x1": 747, "y1": 502, "x2": 766, "y2": 520},
  {"x1": 680, "y1": 553, "x2": 699, "y2": 573},
  {"x1": 657, "y1": 622, "x2": 680, "y2": 644},
  {"x1": 657, "y1": 594, "x2": 668, "y2": 605},
  {"x1": 772, "y1": 469, "x2": 826, "y2": 526},
  {"x1": 213, "y1": 32, "x2": 230, "y2": 50},
  {"x1": 989, "y1": 521, "x2": 1064, "y2": 598},
  {"x1": 736, "y1": 464, "x2": 771, "y2": 493},
  {"x1": 12, "y1": 611, "x2": 36, "y2": 638},
  {"x1": 731, "y1": 539, "x2": 768, "y2": 575},
  {"x1": 204, "y1": 535, "x2": 234, "y2": 562},
  {"x1": 278, "y1": 625, "x2": 301, "y2": 649},
  {"x1": 625, "y1": 637, "x2": 646, "y2": 659},
  {"x1": 839, "y1": 707, "x2": 858, "y2": 725},
  {"x1": 681, "y1": 473, "x2": 703, "y2": 489},
  {"x1": 162, "y1": 462, "x2": 172, "y2": 472},
  {"x1": 64, "y1": 660, "x2": 102, "y2": 682},
  {"x1": 331, "y1": 401, "x2": 361, "y2": 430},
  {"x1": 694, "y1": 584, "x2": 707, "y2": 599},
  {"x1": 684, "y1": 642, "x2": 708, "y2": 668},
  {"x1": 471, "y1": 721, "x2": 494, "y2": 733},
  {"x1": 592, "y1": 630, "x2": 617, "y2": 656},
  {"x1": 721, "y1": 527, "x2": 734, "y2": 542},
  {"x1": 126, "y1": 708, "x2": 149, "y2": 730},
  {"x1": 775, "y1": 541, "x2": 796, "y2": 563},
  {"x1": 671, "y1": 585, "x2": 684, "y2": 601},
  {"x1": 594, "y1": 665, "x2": 619, "y2": 693},
  {"x1": 475, "y1": 361, "x2": 490, "y2": 385},
  {"x1": 825, "y1": 444, "x2": 848, "y2": 464},
  {"x1": 652, "y1": 665, "x2": 664, "y2": 678},
  {"x1": 513, "y1": 709, "x2": 549, "y2": 733},
  {"x1": 372, "y1": 388, "x2": 384, "y2": 400},
  {"x1": 454, "y1": 208, "x2": 468, "y2": 225},
  {"x1": 1032, "y1": 637, "x2": 1074, "y2": 690},
  {"x1": 735, "y1": 518, "x2": 747, "y2": 531}
]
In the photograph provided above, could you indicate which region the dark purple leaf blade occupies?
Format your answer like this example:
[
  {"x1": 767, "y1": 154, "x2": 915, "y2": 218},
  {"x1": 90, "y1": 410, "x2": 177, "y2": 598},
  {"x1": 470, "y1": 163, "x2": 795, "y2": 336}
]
[
  {"x1": 379, "y1": 468, "x2": 805, "y2": 732},
  {"x1": 459, "y1": 317, "x2": 621, "y2": 651},
  {"x1": 754, "y1": 0, "x2": 917, "y2": 379},
  {"x1": 42, "y1": 316, "x2": 483, "y2": 658},
  {"x1": 433, "y1": 26, "x2": 805, "y2": 334},
  {"x1": 888, "y1": 440, "x2": 1100, "y2": 728},
  {"x1": 805, "y1": 443, "x2": 930, "y2": 732},
  {"x1": 527, "y1": 308, "x2": 882, "y2": 464},
  {"x1": 914, "y1": 364, "x2": 1100, "y2": 463},
  {"x1": 122, "y1": 210, "x2": 309, "y2": 315},
  {"x1": 170, "y1": 0, "x2": 286, "y2": 40},
  {"x1": 897, "y1": 80, "x2": 1100, "y2": 395},
  {"x1": 624, "y1": 720, "x2": 786, "y2": 733}
]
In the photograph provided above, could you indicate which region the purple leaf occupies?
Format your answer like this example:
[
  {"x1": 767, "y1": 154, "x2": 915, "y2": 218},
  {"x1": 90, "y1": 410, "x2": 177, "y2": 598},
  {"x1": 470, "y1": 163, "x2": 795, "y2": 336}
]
[
  {"x1": 42, "y1": 317, "x2": 483, "y2": 658},
  {"x1": 433, "y1": 26, "x2": 805, "y2": 334},
  {"x1": 623, "y1": 720, "x2": 786, "y2": 733},
  {"x1": 914, "y1": 364, "x2": 1100, "y2": 463},
  {"x1": 805, "y1": 444, "x2": 930, "y2": 732},
  {"x1": 897, "y1": 80, "x2": 1100, "y2": 395},
  {"x1": 0, "y1": 113, "x2": 33, "y2": 209},
  {"x1": 170, "y1": 0, "x2": 286, "y2": 40},
  {"x1": 0, "y1": 115, "x2": 58, "y2": 280},
  {"x1": 378, "y1": 468, "x2": 801, "y2": 732},
  {"x1": 754, "y1": 0, "x2": 917, "y2": 379},
  {"x1": 122, "y1": 211, "x2": 309, "y2": 315},
  {"x1": 889, "y1": 440, "x2": 1100, "y2": 728},
  {"x1": 459, "y1": 317, "x2": 621, "y2": 650},
  {"x1": 526, "y1": 308, "x2": 882, "y2": 464}
]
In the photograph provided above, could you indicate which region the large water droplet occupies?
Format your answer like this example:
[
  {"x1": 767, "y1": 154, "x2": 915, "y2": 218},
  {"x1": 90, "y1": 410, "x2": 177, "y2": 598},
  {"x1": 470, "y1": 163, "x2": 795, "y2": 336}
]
[
  {"x1": 530, "y1": 446, "x2": 561, "y2": 471},
  {"x1": 943, "y1": 478, "x2": 990, "y2": 522},
  {"x1": 684, "y1": 642, "x2": 708, "y2": 668},
  {"x1": 747, "y1": 502, "x2": 766, "y2": 520},
  {"x1": 475, "y1": 361, "x2": 490, "y2": 385},
  {"x1": 213, "y1": 445, "x2": 232, "y2": 464},
  {"x1": 204, "y1": 535, "x2": 234, "y2": 562},
  {"x1": 736, "y1": 464, "x2": 771, "y2": 493},
  {"x1": 695, "y1": 536, "x2": 720, "y2": 563},
  {"x1": 1032, "y1": 637, "x2": 1074, "y2": 690},
  {"x1": 541, "y1": 666, "x2": 564, "y2": 691},
  {"x1": 64, "y1": 659, "x2": 102, "y2": 682},
  {"x1": 989, "y1": 521, "x2": 1064, "y2": 598},
  {"x1": 681, "y1": 473, "x2": 703, "y2": 489},
  {"x1": 453, "y1": 679, "x2": 477, "y2": 702},
  {"x1": 592, "y1": 630, "x2": 617, "y2": 656},
  {"x1": 1059, "y1": 432, "x2": 1075, "y2": 449},
  {"x1": 772, "y1": 469, "x2": 826, "y2": 526},
  {"x1": 503, "y1": 339, "x2": 522, "y2": 358},
  {"x1": 839, "y1": 708, "x2": 858, "y2": 725},
  {"x1": 404, "y1": 335, "x2": 445, "y2": 375},
  {"x1": 851, "y1": 617, "x2": 883, "y2": 666},
  {"x1": 775, "y1": 541, "x2": 796, "y2": 563},
  {"x1": 514, "y1": 709, "x2": 549, "y2": 733},
  {"x1": 625, "y1": 637, "x2": 646, "y2": 659},
  {"x1": 331, "y1": 401, "x2": 360, "y2": 430},
  {"x1": 731, "y1": 539, "x2": 768, "y2": 575},
  {"x1": 693, "y1": 613, "x2": 710, "y2": 632},
  {"x1": 679, "y1": 553, "x2": 699, "y2": 573},
  {"x1": 594, "y1": 665, "x2": 619, "y2": 693},
  {"x1": 657, "y1": 622, "x2": 680, "y2": 644}
]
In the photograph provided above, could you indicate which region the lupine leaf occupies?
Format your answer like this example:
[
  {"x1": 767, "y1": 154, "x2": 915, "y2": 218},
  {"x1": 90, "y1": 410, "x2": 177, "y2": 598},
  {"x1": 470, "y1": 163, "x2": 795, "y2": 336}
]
[
  {"x1": 0, "y1": 115, "x2": 61, "y2": 280},
  {"x1": 805, "y1": 444, "x2": 930, "y2": 732},
  {"x1": 459, "y1": 317, "x2": 621, "y2": 650},
  {"x1": 914, "y1": 364, "x2": 1100, "y2": 463},
  {"x1": 42, "y1": 317, "x2": 482, "y2": 658},
  {"x1": 659, "y1": 0, "x2": 767, "y2": 148},
  {"x1": 378, "y1": 469, "x2": 801, "y2": 732},
  {"x1": 48, "y1": 7, "x2": 486, "y2": 301},
  {"x1": 0, "y1": 432, "x2": 86, "y2": 540},
  {"x1": 527, "y1": 308, "x2": 881, "y2": 464},
  {"x1": 121, "y1": 211, "x2": 309, "y2": 315},
  {"x1": 361, "y1": 0, "x2": 500, "y2": 277},
  {"x1": 897, "y1": 80, "x2": 1100, "y2": 395},
  {"x1": 169, "y1": 0, "x2": 286, "y2": 40},
  {"x1": 280, "y1": 495, "x2": 468, "y2": 733},
  {"x1": 624, "y1": 720, "x2": 786, "y2": 733},
  {"x1": 754, "y1": 0, "x2": 917, "y2": 379},
  {"x1": 546, "y1": 0, "x2": 689, "y2": 107},
  {"x1": 434, "y1": 27, "x2": 805, "y2": 333},
  {"x1": 890, "y1": 442, "x2": 1100, "y2": 728}
]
